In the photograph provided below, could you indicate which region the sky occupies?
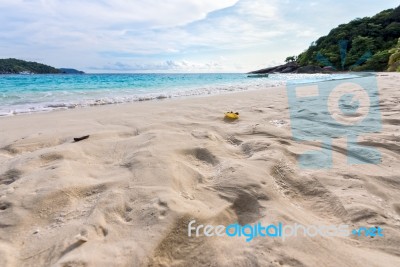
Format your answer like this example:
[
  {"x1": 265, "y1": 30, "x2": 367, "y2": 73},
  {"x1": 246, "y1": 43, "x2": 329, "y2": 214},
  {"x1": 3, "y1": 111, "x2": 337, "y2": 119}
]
[{"x1": 0, "y1": 0, "x2": 398, "y2": 73}]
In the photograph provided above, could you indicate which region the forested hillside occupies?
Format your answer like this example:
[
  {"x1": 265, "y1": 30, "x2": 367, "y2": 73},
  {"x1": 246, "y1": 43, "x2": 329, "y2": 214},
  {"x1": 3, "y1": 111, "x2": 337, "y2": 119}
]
[
  {"x1": 296, "y1": 5, "x2": 400, "y2": 71},
  {"x1": 0, "y1": 58, "x2": 61, "y2": 74}
]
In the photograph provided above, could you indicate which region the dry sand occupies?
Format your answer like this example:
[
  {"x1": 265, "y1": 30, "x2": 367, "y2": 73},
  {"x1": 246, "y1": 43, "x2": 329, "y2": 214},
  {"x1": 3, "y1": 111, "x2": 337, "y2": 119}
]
[{"x1": 0, "y1": 73, "x2": 399, "y2": 267}]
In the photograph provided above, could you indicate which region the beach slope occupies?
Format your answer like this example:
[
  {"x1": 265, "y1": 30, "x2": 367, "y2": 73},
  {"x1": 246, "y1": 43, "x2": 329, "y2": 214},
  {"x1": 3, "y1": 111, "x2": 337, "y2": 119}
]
[{"x1": 0, "y1": 74, "x2": 400, "y2": 267}]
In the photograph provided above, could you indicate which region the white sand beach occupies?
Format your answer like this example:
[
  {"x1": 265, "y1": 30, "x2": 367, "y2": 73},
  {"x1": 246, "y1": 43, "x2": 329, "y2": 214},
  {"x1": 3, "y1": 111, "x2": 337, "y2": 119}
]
[{"x1": 1, "y1": 73, "x2": 400, "y2": 267}]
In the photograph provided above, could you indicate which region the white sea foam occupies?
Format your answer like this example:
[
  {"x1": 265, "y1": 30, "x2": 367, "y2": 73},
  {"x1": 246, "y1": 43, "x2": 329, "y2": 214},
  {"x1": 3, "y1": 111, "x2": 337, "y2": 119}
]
[{"x1": 0, "y1": 73, "x2": 368, "y2": 116}]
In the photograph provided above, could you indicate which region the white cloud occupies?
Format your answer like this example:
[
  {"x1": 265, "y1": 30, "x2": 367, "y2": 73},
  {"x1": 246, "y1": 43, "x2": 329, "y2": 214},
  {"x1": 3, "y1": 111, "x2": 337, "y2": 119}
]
[
  {"x1": 235, "y1": 0, "x2": 279, "y2": 18},
  {"x1": 91, "y1": 59, "x2": 225, "y2": 72},
  {"x1": 0, "y1": 0, "x2": 239, "y2": 28},
  {"x1": 0, "y1": 1, "x2": 241, "y2": 55},
  {"x1": 0, "y1": 0, "x2": 398, "y2": 72}
]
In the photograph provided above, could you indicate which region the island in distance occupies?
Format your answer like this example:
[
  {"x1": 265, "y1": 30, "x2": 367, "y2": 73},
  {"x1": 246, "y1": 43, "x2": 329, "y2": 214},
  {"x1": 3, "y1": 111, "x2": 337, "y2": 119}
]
[{"x1": 0, "y1": 58, "x2": 84, "y2": 74}]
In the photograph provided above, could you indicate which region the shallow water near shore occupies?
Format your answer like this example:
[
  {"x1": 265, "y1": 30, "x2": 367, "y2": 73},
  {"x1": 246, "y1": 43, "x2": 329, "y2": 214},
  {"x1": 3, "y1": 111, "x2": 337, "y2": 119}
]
[{"x1": 0, "y1": 72, "x2": 364, "y2": 116}]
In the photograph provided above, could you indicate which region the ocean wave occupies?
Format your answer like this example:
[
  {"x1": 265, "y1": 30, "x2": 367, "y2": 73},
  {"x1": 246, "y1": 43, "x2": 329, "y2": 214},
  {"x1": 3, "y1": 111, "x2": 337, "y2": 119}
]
[{"x1": 0, "y1": 73, "x2": 367, "y2": 116}]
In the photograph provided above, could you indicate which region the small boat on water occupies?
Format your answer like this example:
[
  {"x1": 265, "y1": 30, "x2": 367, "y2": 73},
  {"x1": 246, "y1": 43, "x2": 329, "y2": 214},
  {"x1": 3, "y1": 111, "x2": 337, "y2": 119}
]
[{"x1": 247, "y1": 73, "x2": 269, "y2": 78}]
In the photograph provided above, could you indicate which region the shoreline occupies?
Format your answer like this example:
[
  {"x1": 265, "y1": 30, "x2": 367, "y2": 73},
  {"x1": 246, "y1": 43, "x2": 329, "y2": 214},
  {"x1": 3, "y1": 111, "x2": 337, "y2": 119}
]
[
  {"x1": 0, "y1": 72, "x2": 377, "y2": 118},
  {"x1": 0, "y1": 83, "x2": 285, "y2": 122}
]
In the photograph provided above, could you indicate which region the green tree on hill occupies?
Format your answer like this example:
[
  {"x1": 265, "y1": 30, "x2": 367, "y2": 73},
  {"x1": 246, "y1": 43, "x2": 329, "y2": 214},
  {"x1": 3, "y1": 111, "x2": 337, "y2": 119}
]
[
  {"x1": 388, "y1": 38, "x2": 400, "y2": 71},
  {"x1": 296, "y1": 5, "x2": 400, "y2": 71},
  {"x1": 285, "y1": 56, "x2": 297, "y2": 63},
  {"x1": 0, "y1": 58, "x2": 61, "y2": 74}
]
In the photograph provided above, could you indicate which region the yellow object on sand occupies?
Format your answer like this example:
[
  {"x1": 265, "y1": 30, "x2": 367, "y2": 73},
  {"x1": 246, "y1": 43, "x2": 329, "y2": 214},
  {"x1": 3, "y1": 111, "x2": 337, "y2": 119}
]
[{"x1": 225, "y1": 111, "x2": 239, "y2": 120}]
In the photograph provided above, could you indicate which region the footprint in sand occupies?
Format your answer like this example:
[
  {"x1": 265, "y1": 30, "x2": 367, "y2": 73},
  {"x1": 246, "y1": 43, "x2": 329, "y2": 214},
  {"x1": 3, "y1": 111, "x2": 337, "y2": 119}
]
[
  {"x1": 0, "y1": 169, "x2": 22, "y2": 185},
  {"x1": 1, "y1": 137, "x2": 65, "y2": 155},
  {"x1": 271, "y1": 159, "x2": 348, "y2": 220},
  {"x1": 188, "y1": 147, "x2": 220, "y2": 166},
  {"x1": 40, "y1": 153, "x2": 64, "y2": 163}
]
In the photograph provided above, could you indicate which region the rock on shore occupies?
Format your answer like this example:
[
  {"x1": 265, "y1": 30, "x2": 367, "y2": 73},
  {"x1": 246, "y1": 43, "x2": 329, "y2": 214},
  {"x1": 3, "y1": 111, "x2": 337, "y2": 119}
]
[{"x1": 249, "y1": 62, "x2": 333, "y2": 74}]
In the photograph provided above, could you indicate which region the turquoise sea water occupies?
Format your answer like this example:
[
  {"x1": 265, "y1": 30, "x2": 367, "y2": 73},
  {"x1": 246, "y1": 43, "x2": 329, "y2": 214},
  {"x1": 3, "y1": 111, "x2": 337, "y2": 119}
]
[{"x1": 0, "y1": 73, "x2": 362, "y2": 116}]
